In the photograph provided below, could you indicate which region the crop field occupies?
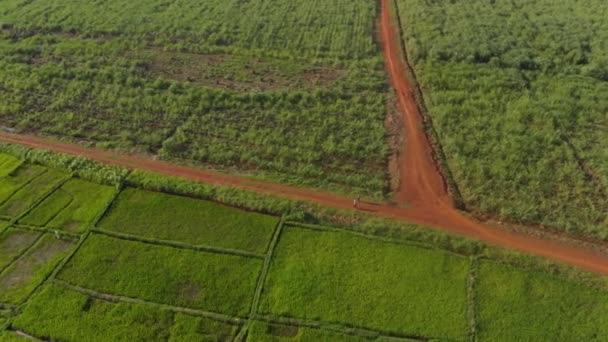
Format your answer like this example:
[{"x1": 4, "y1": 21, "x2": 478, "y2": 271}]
[
  {"x1": 0, "y1": 152, "x2": 607, "y2": 340},
  {"x1": 259, "y1": 225, "x2": 470, "y2": 340},
  {"x1": 19, "y1": 179, "x2": 115, "y2": 233},
  {"x1": 97, "y1": 187, "x2": 278, "y2": 254},
  {"x1": 476, "y1": 261, "x2": 608, "y2": 341},
  {"x1": 395, "y1": 0, "x2": 608, "y2": 237},
  {"x1": 0, "y1": 0, "x2": 392, "y2": 198}
]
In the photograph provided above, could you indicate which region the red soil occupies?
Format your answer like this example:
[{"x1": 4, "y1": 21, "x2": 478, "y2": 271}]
[{"x1": 0, "y1": 0, "x2": 607, "y2": 275}]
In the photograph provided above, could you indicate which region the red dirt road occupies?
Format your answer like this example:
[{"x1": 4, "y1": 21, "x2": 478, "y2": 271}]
[{"x1": 0, "y1": 0, "x2": 607, "y2": 274}]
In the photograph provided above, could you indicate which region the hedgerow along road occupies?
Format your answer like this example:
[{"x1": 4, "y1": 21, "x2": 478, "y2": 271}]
[{"x1": 1, "y1": 0, "x2": 607, "y2": 275}]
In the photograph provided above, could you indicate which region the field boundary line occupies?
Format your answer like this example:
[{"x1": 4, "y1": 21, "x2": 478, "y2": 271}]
[
  {"x1": 7, "y1": 183, "x2": 124, "y2": 331},
  {"x1": 253, "y1": 314, "x2": 429, "y2": 341},
  {"x1": 467, "y1": 256, "x2": 479, "y2": 342},
  {"x1": 236, "y1": 216, "x2": 285, "y2": 341},
  {"x1": 286, "y1": 220, "x2": 471, "y2": 258},
  {"x1": 53, "y1": 279, "x2": 245, "y2": 325},
  {"x1": 13, "y1": 224, "x2": 80, "y2": 240},
  {"x1": 91, "y1": 228, "x2": 265, "y2": 260}
]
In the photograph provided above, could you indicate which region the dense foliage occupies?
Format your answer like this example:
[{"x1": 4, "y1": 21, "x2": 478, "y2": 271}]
[
  {"x1": 0, "y1": 0, "x2": 390, "y2": 198},
  {"x1": 396, "y1": 0, "x2": 608, "y2": 237}
]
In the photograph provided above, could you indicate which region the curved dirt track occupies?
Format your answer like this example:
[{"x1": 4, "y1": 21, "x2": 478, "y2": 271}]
[{"x1": 0, "y1": 0, "x2": 607, "y2": 275}]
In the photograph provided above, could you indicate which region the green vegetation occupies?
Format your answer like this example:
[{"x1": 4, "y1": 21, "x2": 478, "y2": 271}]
[
  {"x1": 247, "y1": 321, "x2": 396, "y2": 342},
  {"x1": 0, "y1": 234, "x2": 73, "y2": 304},
  {"x1": 0, "y1": 154, "x2": 21, "y2": 178},
  {"x1": 98, "y1": 187, "x2": 277, "y2": 253},
  {"x1": 0, "y1": 228, "x2": 40, "y2": 270},
  {"x1": 0, "y1": 0, "x2": 390, "y2": 198},
  {"x1": 396, "y1": 0, "x2": 608, "y2": 237},
  {"x1": 259, "y1": 226, "x2": 469, "y2": 340},
  {"x1": 0, "y1": 164, "x2": 46, "y2": 209},
  {"x1": 169, "y1": 313, "x2": 239, "y2": 342},
  {"x1": 477, "y1": 261, "x2": 608, "y2": 341},
  {"x1": 58, "y1": 234, "x2": 262, "y2": 316},
  {"x1": 0, "y1": 331, "x2": 29, "y2": 342},
  {"x1": 0, "y1": 168, "x2": 66, "y2": 217},
  {"x1": 20, "y1": 179, "x2": 115, "y2": 232}
]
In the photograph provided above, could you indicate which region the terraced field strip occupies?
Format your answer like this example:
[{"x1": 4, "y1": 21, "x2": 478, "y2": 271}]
[
  {"x1": 53, "y1": 279, "x2": 244, "y2": 325},
  {"x1": 0, "y1": 231, "x2": 44, "y2": 276},
  {"x1": 467, "y1": 256, "x2": 479, "y2": 342},
  {"x1": 12, "y1": 224, "x2": 81, "y2": 240},
  {"x1": 91, "y1": 228, "x2": 264, "y2": 259},
  {"x1": 252, "y1": 314, "x2": 425, "y2": 341}
]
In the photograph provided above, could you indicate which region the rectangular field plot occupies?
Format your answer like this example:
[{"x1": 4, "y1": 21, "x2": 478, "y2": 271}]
[
  {"x1": 0, "y1": 234, "x2": 73, "y2": 305},
  {"x1": 20, "y1": 179, "x2": 115, "y2": 233},
  {"x1": 259, "y1": 226, "x2": 469, "y2": 340},
  {"x1": 0, "y1": 164, "x2": 46, "y2": 210},
  {"x1": 0, "y1": 154, "x2": 22, "y2": 178},
  {"x1": 0, "y1": 228, "x2": 41, "y2": 270},
  {"x1": 98, "y1": 188, "x2": 278, "y2": 254},
  {"x1": 58, "y1": 234, "x2": 262, "y2": 316},
  {"x1": 247, "y1": 321, "x2": 399, "y2": 342},
  {"x1": 11, "y1": 284, "x2": 239, "y2": 342},
  {"x1": 477, "y1": 261, "x2": 608, "y2": 341},
  {"x1": 0, "y1": 168, "x2": 67, "y2": 218}
]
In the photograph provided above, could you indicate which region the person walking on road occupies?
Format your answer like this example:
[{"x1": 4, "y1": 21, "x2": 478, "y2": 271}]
[{"x1": 353, "y1": 196, "x2": 360, "y2": 209}]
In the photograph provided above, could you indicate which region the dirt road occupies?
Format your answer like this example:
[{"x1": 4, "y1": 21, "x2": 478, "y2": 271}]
[{"x1": 0, "y1": 0, "x2": 607, "y2": 274}]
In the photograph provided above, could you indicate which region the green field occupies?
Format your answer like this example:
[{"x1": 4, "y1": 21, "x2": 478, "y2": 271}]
[
  {"x1": 57, "y1": 233, "x2": 262, "y2": 316},
  {"x1": 396, "y1": 0, "x2": 608, "y2": 237},
  {"x1": 0, "y1": 168, "x2": 66, "y2": 218},
  {"x1": 0, "y1": 0, "x2": 390, "y2": 198},
  {"x1": 11, "y1": 283, "x2": 240, "y2": 341},
  {"x1": 259, "y1": 226, "x2": 470, "y2": 340},
  {"x1": 0, "y1": 228, "x2": 40, "y2": 270},
  {"x1": 0, "y1": 164, "x2": 46, "y2": 211},
  {"x1": 20, "y1": 179, "x2": 114, "y2": 232},
  {"x1": 98, "y1": 187, "x2": 278, "y2": 253},
  {"x1": 0, "y1": 234, "x2": 73, "y2": 304},
  {"x1": 0, "y1": 154, "x2": 21, "y2": 178},
  {"x1": 477, "y1": 261, "x2": 608, "y2": 341}
]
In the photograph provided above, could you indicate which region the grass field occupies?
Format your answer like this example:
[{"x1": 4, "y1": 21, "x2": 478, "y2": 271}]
[
  {"x1": 57, "y1": 234, "x2": 262, "y2": 316},
  {"x1": 0, "y1": 168, "x2": 66, "y2": 218},
  {"x1": 20, "y1": 179, "x2": 115, "y2": 233},
  {"x1": 0, "y1": 234, "x2": 73, "y2": 305},
  {"x1": 0, "y1": 154, "x2": 21, "y2": 178},
  {"x1": 0, "y1": 228, "x2": 40, "y2": 270},
  {"x1": 0, "y1": 0, "x2": 391, "y2": 198},
  {"x1": 0, "y1": 164, "x2": 46, "y2": 210},
  {"x1": 98, "y1": 187, "x2": 278, "y2": 253},
  {"x1": 11, "y1": 283, "x2": 240, "y2": 341},
  {"x1": 477, "y1": 261, "x2": 608, "y2": 341},
  {"x1": 259, "y1": 226, "x2": 470, "y2": 340},
  {"x1": 396, "y1": 0, "x2": 608, "y2": 237}
]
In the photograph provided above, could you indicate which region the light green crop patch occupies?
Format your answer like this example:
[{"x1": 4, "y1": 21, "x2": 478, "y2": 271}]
[
  {"x1": 98, "y1": 187, "x2": 278, "y2": 254},
  {"x1": 58, "y1": 233, "x2": 263, "y2": 316},
  {"x1": 477, "y1": 261, "x2": 608, "y2": 341},
  {"x1": 0, "y1": 154, "x2": 22, "y2": 178},
  {"x1": 0, "y1": 164, "x2": 46, "y2": 210},
  {"x1": 0, "y1": 234, "x2": 73, "y2": 304},
  {"x1": 247, "y1": 321, "x2": 402, "y2": 342},
  {"x1": 259, "y1": 226, "x2": 470, "y2": 340},
  {"x1": 20, "y1": 178, "x2": 115, "y2": 233}
]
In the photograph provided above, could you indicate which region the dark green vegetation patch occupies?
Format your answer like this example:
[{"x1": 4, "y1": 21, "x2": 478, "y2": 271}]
[
  {"x1": 57, "y1": 233, "x2": 262, "y2": 316},
  {"x1": 477, "y1": 261, "x2": 608, "y2": 341},
  {"x1": 0, "y1": 0, "x2": 390, "y2": 198},
  {"x1": 259, "y1": 226, "x2": 469, "y2": 340},
  {"x1": 397, "y1": 0, "x2": 608, "y2": 237},
  {"x1": 98, "y1": 187, "x2": 278, "y2": 254},
  {"x1": 20, "y1": 179, "x2": 115, "y2": 233}
]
